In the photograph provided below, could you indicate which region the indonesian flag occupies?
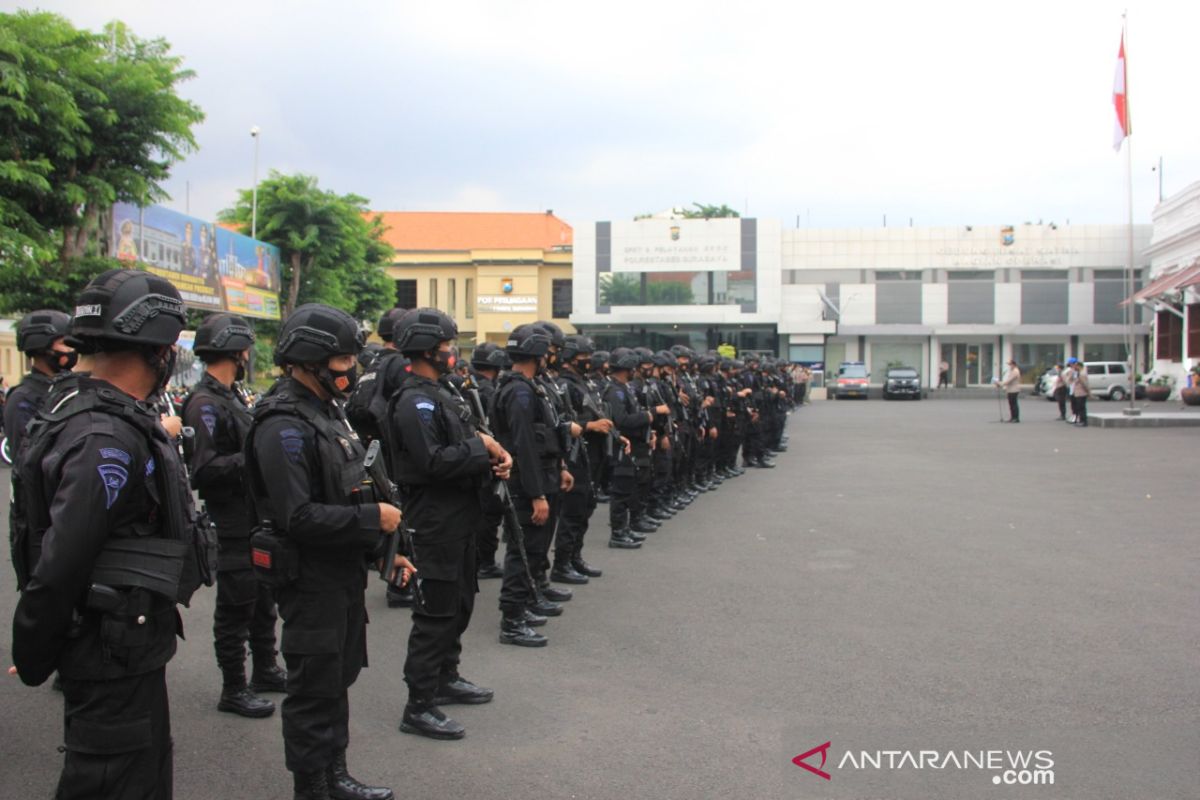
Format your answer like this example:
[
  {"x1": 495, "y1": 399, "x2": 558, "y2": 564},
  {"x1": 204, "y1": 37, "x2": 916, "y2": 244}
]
[{"x1": 1112, "y1": 31, "x2": 1130, "y2": 151}]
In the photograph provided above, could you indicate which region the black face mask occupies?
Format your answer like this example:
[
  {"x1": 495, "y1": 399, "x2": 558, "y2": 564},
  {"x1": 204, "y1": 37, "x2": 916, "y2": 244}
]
[
  {"x1": 317, "y1": 364, "x2": 357, "y2": 398},
  {"x1": 576, "y1": 358, "x2": 592, "y2": 373},
  {"x1": 235, "y1": 354, "x2": 248, "y2": 383},
  {"x1": 546, "y1": 351, "x2": 559, "y2": 369},
  {"x1": 640, "y1": 366, "x2": 653, "y2": 379},
  {"x1": 425, "y1": 348, "x2": 456, "y2": 375},
  {"x1": 49, "y1": 350, "x2": 78, "y2": 373},
  {"x1": 146, "y1": 347, "x2": 177, "y2": 395}
]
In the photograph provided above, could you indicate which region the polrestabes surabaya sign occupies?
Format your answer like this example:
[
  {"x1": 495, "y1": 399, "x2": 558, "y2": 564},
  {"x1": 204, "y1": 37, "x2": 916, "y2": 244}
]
[
  {"x1": 610, "y1": 218, "x2": 742, "y2": 273},
  {"x1": 476, "y1": 295, "x2": 539, "y2": 314}
]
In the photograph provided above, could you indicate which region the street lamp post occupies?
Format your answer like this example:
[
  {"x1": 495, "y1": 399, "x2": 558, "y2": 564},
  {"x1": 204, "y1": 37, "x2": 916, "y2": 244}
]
[{"x1": 250, "y1": 125, "x2": 260, "y2": 239}]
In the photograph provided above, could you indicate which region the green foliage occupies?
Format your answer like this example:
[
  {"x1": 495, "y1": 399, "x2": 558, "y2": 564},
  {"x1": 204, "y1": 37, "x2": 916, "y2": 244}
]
[
  {"x1": 0, "y1": 255, "x2": 120, "y2": 314},
  {"x1": 220, "y1": 172, "x2": 392, "y2": 321},
  {"x1": 680, "y1": 203, "x2": 740, "y2": 219},
  {"x1": 598, "y1": 273, "x2": 694, "y2": 306}
]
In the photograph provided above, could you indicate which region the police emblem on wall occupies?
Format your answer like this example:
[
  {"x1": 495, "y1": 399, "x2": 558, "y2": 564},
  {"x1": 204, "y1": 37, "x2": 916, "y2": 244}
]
[
  {"x1": 501, "y1": 278, "x2": 513, "y2": 294},
  {"x1": 670, "y1": 225, "x2": 681, "y2": 241},
  {"x1": 1001, "y1": 226, "x2": 1015, "y2": 247}
]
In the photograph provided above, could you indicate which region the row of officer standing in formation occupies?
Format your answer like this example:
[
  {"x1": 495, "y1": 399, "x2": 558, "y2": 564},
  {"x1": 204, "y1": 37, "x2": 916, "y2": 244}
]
[{"x1": 6, "y1": 271, "x2": 796, "y2": 800}]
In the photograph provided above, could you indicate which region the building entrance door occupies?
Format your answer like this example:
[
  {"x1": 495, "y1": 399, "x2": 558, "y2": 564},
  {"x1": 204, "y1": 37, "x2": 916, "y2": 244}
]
[{"x1": 942, "y1": 343, "x2": 995, "y2": 387}]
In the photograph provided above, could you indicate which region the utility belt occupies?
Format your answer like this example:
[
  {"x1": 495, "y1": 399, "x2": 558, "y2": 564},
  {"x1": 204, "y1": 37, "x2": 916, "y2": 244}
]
[{"x1": 90, "y1": 536, "x2": 189, "y2": 602}]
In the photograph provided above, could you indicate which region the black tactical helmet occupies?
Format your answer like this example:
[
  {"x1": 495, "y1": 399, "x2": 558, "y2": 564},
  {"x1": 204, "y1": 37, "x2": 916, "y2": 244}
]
[
  {"x1": 634, "y1": 347, "x2": 654, "y2": 366},
  {"x1": 669, "y1": 344, "x2": 696, "y2": 360},
  {"x1": 698, "y1": 355, "x2": 717, "y2": 371},
  {"x1": 561, "y1": 334, "x2": 595, "y2": 362},
  {"x1": 392, "y1": 307, "x2": 458, "y2": 355},
  {"x1": 194, "y1": 313, "x2": 255, "y2": 358},
  {"x1": 68, "y1": 269, "x2": 186, "y2": 353},
  {"x1": 653, "y1": 349, "x2": 675, "y2": 368},
  {"x1": 610, "y1": 347, "x2": 640, "y2": 372},
  {"x1": 16, "y1": 310, "x2": 71, "y2": 354},
  {"x1": 274, "y1": 303, "x2": 365, "y2": 366},
  {"x1": 505, "y1": 324, "x2": 551, "y2": 360},
  {"x1": 592, "y1": 349, "x2": 610, "y2": 368},
  {"x1": 471, "y1": 342, "x2": 511, "y2": 370},
  {"x1": 376, "y1": 306, "x2": 408, "y2": 343},
  {"x1": 534, "y1": 320, "x2": 566, "y2": 349}
]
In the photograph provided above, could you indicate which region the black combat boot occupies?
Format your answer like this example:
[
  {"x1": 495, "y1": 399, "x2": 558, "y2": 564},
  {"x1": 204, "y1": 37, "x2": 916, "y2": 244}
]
[
  {"x1": 249, "y1": 657, "x2": 288, "y2": 694},
  {"x1": 400, "y1": 698, "x2": 466, "y2": 740},
  {"x1": 572, "y1": 551, "x2": 602, "y2": 577},
  {"x1": 217, "y1": 681, "x2": 275, "y2": 718},
  {"x1": 435, "y1": 675, "x2": 494, "y2": 706},
  {"x1": 327, "y1": 751, "x2": 394, "y2": 800},
  {"x1": 630, "y1": 518, "x2": 657, "y2": 534},
  {"x1": 529, "y1": 596, "x2": 564, "y2": 616},
  {"x1": 550, "y1": 561, "x2": 589, "y2": 585},
  {"x1": 294, "y1": 769, "x2": 332, "y2": 800},
  {"x1": 608, "y1": 530, "x2": 643, "y2": 549},
  {"x1": 476, "y1": 562, "x2": 503, "y2": 579},
  {"x1": 500, "y1": 615, "x2": 549, "y2": 647},
  {"x1": 538, "y1": 581, "x2": 573, "y2": 602},
  {"x1": 521, "y1": 607, "x2": 548, "y2": 627}
]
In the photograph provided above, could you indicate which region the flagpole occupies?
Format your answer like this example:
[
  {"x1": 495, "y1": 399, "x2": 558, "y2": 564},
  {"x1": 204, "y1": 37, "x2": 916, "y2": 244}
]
[{"x1": 1122, "y1": 13, "x2": 1138, "y2": 414}]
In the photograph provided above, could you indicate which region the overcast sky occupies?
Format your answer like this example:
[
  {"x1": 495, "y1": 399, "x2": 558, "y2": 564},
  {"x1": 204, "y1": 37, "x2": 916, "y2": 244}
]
[{"x1": 18, "y1": 0, "x2": 1200, "y2": 229}]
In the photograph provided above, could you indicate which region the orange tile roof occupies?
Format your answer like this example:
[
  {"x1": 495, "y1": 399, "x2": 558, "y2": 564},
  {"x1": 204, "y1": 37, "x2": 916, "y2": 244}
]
[{"x1": 367, "y1": 211, "x2": 573, "y2": 252}]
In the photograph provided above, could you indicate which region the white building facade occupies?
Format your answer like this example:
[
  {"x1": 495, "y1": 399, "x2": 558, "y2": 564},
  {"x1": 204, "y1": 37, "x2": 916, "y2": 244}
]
[
  {"x1": 1139, "y1": 180, "x2": 1200, "y2": 394},
  {"x1": 572, "y1": 219, "x2": 1151, "y2": 388}
]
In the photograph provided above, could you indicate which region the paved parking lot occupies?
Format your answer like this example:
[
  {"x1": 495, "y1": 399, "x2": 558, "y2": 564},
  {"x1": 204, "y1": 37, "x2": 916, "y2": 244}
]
[{"x1": 1, "y1": 398, "x2": 1196, "y2": 799}]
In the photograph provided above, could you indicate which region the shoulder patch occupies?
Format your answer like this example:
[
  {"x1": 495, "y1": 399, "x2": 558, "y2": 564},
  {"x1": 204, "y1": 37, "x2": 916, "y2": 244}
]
[
  {"x1": 200, "y1": 405, "x2": 218, "y2": 436},
  {"x1": 98, "y1": 463, "x2": 129, "y2": 509},
  {"x1": 145, "y1": 457, "x2": 155, "y2": 477},
  {"x1": 99, "y1": 447, "x2": 132, "y2": 465},
  {"x1": 279, "y1": 427, "x2": 305, "y2": 464},
  {"x1": 515, "y1": 385, "x2": 532, "y2": 410},
  {"x1": 615, "y1": 388, "x2": 626, "y2": 401},
  {"x1": 412, "y1": 397, "x2": 436, "y2": 425}
]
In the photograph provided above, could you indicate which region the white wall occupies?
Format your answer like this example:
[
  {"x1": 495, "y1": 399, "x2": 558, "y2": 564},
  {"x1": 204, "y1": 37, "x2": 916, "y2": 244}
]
[
  {"x1": 1068, "y1": 282, "x2": 1094, "y2": 325},
  {"x1": 994, "y1": 284, "x2": 1021, "y2": 326},
  {"x1": 839, "y1": 284, "x2": 875, "y2": 325},
  {"x1": 922, "y1": 284, "x2": 948, "y2": 325}
]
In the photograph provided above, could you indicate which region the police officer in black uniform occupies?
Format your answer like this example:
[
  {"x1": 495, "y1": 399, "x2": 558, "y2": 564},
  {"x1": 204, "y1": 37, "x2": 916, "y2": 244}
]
[
  {"x1": 463, "y1": 342, "x2": 510, "y2": 580},
  {"x1": 182, "y1": 313, "x2": 285, "y2": 719},
  {"x1": 386, "y1": 308, "x2": 512, "y2": 739},
  {"x1": 3, "y1": 310, "x2": 76, "y2": 459},
  {"x1": 245, "y1": 304, "x2": 408, "y2": 800},
  {"x1": 603, "y1": 349, "x2": 652, "y2": 548},
  {"x1": 494, "y1": 324, "x2": 570, "y2": 646},
  {"x1": 11, "y1": 269, "x2": 204, "y2": 800}
]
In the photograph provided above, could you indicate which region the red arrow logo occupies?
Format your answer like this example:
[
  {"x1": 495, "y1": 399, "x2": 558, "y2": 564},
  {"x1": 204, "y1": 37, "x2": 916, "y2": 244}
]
[{"x1": 792, "y1": 741, "x2": 832, "y2": 780}]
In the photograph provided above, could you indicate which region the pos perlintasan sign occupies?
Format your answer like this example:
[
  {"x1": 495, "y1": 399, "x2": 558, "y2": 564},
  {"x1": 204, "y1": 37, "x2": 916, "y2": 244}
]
[{"x1": 111, "y1": 202, "x2": 282, "y2": 320}]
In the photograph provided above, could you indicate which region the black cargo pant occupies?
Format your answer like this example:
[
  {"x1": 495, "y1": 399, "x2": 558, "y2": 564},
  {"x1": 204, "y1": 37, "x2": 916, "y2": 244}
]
[
  {"x1": 1007, "y1": 392, "x2": 1020, "y2": 421},
  {"x1": 404, "y1": 534, "x2": 477, "y2": 699},
  {"x1": 276, "y1": 581, "x2": 366, "y2": 772},
  {"x1": 1055, "y1": 387, "x2": 1068, "y2": 419},
  {"x1": 608, "y1": 464, "x2": 637, "y2": 533},
  {"x1": 555, "y1": 458, "x2": 595, "y2": 567},
  {"x1": 213, "y1": 546, "x2": 278, "y2": 685},
  {"x1": 498, "y1": 489, "x2": 557, "y2": 617},
  {"x1": 58, "y1": 667, "x2": 172, "y2": 800}
]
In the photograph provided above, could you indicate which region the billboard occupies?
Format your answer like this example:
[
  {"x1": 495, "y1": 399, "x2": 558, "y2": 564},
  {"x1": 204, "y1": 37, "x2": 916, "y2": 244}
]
[{"x1": 111, "y1": 202, "x2": 282, "y2": 320}]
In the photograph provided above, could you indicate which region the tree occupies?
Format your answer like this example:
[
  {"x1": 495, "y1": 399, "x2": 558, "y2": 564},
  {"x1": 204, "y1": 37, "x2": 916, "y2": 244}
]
[
  {"x1": 599, "y1": 273, "x2": 641, "y2": 306},
  {"x1": 0, "y1": 11, "x2": 203, "y2": 312},
  {"x1": 220, "y1": 172, "x2": 393, "y2": 321},
  {"x1": 647, "y1": 281, "x2": 694, "y2": 305},
  {"x1": 680, "y1": 203, "x2": 740, "y2": 219}
]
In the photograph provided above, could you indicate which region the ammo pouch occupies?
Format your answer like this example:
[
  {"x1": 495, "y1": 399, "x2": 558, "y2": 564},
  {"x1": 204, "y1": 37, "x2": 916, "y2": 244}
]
[
  {"x1": 250, "y1": 525, "x2": 299, "y2": 588},
  {"x1": 190, "y1": 511, "x2": 219, "y2": 588}
]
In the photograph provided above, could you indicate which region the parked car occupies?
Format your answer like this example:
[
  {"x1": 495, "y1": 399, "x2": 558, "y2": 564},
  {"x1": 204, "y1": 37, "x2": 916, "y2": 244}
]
[
  {"x1": 833, "y1": 362, "x2": 870, "y2": 399},
  {"x1": 1083, "y1": 361, "x2": 1134, "y2": 400},
  {"x1": 1033, "y1": 368, "x2": 1057, "y2": 397},
  {"x1": 882, "y1": 367, "x2": 921, "y2": 400}
]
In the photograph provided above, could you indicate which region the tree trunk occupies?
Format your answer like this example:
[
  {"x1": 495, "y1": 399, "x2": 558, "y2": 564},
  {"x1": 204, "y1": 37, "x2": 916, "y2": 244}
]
[{"x1": 287, "y1": 252, "x2": 303, "y2": 317}]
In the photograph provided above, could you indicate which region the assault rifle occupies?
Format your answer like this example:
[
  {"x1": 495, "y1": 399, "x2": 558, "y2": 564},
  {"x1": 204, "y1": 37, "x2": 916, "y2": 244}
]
[
  {"x1": 362, "y1": 438, "x2": 422, "y2": 605},
  {"x1": 456, "y1": 378, "x2": 544, "y2": 605}
]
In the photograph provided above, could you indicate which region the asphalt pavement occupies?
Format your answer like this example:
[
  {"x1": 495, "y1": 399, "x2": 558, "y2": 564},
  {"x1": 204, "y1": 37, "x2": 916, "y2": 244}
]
[{"x1": 1, "y1": 397, "x2": 1196, "y2": 799}]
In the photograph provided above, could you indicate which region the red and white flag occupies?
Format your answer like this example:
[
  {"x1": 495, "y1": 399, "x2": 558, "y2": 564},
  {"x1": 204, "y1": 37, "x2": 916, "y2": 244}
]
[{"x1": 1112, "y1": 30, "x2": 1130, "y2": 151}]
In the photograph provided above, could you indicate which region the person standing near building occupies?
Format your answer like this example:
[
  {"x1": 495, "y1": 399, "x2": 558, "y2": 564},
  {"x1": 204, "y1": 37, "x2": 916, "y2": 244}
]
[
  {"x1": 3, "y1": 310, "x2": 76, "y2": 460},
  {"x1": 11, "y1": 269, "x2": 200, "y2": 800},
  {"x1": 493, "y1": 324, "x2": 567, "y2": 646},
  {"x1": 387, "y1": 308, "x2": 510, "y2": 740},
  {"x1": 464, "y1": 342, "x2": 510, "y2": 580},
  {"x1": 182, "y1": 313, "x2": 286, "y2": 719},
  {"x1": 1050, "y1": 363, "x2": 1068, "y2": 421},
  {"x1": 997, "y1": 359, "x2": 1021, "y2": 422},
  {"x1": 1071, "y1": 361, "x2": 1090, "y2": 427},
  {"x1": 604, "y1": 349, "x2": 652, "y2": 548},
  {"x1": 245, "y1": 304, "x2": 406, "y2": 800}
]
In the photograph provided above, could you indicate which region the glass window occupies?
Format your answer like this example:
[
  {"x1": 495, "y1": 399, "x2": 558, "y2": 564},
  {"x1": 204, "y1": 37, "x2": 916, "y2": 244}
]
[
  {"x1": 429, "y1": 278, "x2": 438, "y2": 309},
  {"x1": 552, "y1": 279, "x2": 572, "y2": 318},
  {"x1": 395, "y1": 279, "x2": 417, "y2": 309},
  {"x1": 447, "y1": 278, "x2": 456, "y2": 318},
  {"x1": 1082, "y1": 342, "x2": 1128, "y2": 362},
  {"x1": 465, "y1": 279, "x2": 474, "y2": 319},
  {"x1": 597, "y1": 270, "x2": 754, "y2": 307},
  {"x1": 1012, "y1": 343, "x2": 1064, "y2": 378},
  {"x1": 947, "y1": 272, "x2": 995, "y2": 324},
  {"x1": 1156, "y1": 310, "x2": 1182, "y2": 361},
  {"x1": 1086, "y1": 363, "x2": 1105, "y2": 375}
]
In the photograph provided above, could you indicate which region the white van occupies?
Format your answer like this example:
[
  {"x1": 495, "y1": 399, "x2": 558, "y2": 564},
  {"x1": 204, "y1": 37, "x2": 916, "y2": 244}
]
[{"x1": 1084, "y1": 361, "x2": 1133, "y2": 400}]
